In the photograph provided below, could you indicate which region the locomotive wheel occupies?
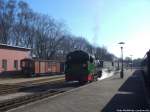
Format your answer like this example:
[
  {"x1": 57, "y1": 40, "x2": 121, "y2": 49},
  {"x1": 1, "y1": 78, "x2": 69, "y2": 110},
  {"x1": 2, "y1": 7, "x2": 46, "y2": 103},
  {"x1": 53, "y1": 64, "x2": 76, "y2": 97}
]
[
  {"x1": 79, "y1": 81, "x2": 87, "y2": 85},
  {"x1": 89, "y1": 80, "x2": 93, "y2": 83},
  {"x1": 94, "y1": 77, "x2": 98, "y2": 81},
  {"x1": 93, "y1": 75, "x2": 98, "y2": 81},
  {"x1": 97, "y1": 71, "x2": 102, "y2": 78}
]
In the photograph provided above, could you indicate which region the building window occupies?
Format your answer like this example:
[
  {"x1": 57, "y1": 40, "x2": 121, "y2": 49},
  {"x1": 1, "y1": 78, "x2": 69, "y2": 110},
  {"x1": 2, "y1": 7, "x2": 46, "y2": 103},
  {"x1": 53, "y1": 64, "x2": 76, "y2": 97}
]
[
  {"x1": 14, "y1": 60, "x2": 18, "y2": 70},
  {"x1": 2, "y1": 59, "x2": 7, "y2": 71}
]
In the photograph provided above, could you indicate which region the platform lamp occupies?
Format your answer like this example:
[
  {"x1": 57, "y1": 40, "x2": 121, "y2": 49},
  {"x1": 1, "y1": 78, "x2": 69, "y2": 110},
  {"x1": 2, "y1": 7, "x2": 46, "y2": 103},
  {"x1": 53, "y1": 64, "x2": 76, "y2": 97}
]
[
  {"x1": 130, "y1": 55, "x2": 133, "y2": 71},
  {"x1": 118, "y1": 42, "x2": 125, "y2": 78}
]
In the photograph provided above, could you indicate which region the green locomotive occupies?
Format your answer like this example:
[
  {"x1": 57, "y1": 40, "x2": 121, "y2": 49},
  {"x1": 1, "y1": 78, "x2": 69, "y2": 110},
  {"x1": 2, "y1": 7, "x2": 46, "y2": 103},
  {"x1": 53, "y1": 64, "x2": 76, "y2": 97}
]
[{"x1": 65, "y1": 50, "x2": 102, "y2": 84}]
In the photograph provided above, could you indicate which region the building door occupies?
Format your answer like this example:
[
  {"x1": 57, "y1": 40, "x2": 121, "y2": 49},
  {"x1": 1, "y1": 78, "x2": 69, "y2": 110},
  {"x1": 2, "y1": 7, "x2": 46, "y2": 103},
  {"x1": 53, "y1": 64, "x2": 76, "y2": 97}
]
[{"x1": 40, "y1": 62, "x2": 45, "y2": 74}]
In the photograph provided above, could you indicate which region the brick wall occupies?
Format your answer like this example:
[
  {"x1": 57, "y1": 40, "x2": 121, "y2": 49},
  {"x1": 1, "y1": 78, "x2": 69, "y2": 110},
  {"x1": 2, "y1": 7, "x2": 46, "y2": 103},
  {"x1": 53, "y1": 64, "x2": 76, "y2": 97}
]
[{"x1": 0, "y1": 49, "x2": 30, "y2": 72}]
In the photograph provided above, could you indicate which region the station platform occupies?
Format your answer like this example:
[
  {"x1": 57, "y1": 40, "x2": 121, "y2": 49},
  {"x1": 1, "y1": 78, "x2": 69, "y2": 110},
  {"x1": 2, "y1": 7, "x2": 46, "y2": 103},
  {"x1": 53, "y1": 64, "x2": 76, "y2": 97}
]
[
  {"x1": 8, "y1": 70, "x2": 150, "y2": 112},
  {"x1": 0, "y1": 75, "x2": 64, "y2": 85}
]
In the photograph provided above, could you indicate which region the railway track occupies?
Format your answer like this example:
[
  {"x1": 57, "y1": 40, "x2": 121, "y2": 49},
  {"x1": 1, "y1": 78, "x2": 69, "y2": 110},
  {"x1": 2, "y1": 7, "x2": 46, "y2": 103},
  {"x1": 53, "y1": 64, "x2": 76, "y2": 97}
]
[
  {"x1": 0, "y1": 80, "x2": 81, "y2": 112},
  {"x1": 0, "y1": 89, "x2": 65, "y2": 112},
  {"x1": 0, "y1": 71, "x2": 113, "y2": 111},
  {"x1": 0, "y1": 85, "x2": 22, "y2": 95},
  {"x1": 15, "y1": 75, "x2": 65, "y2": 86},
  {"x1": 0, "y1": 75, "x2": 65, "y2": 95}
]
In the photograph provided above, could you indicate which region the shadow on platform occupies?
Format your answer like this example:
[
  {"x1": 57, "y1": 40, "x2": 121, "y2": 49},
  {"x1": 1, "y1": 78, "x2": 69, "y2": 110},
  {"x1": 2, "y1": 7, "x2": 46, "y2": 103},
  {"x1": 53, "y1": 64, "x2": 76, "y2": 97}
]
[{"x1": 101, "y1": 70, "x2": 150, "y2": 112}]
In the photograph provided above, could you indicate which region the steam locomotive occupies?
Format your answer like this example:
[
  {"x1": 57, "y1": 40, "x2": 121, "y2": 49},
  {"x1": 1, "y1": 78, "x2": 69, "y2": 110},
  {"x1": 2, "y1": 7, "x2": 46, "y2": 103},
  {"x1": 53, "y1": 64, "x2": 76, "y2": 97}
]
[{"x1": 65, "y1": 50, "x2": 103, "y2": 84}]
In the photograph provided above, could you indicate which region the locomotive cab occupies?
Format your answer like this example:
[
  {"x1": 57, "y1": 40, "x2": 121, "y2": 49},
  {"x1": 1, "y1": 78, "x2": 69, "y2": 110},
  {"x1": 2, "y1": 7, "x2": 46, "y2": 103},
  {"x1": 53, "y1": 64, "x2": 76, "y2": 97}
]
[{"x1": 65, "y1": 50, "x2": 99, "y2": 84}]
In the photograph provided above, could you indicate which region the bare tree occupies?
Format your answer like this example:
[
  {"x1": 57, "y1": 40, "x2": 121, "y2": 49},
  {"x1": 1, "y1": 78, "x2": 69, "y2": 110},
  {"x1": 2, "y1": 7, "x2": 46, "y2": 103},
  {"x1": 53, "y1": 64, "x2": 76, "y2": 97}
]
[
  {"x1": 0, "y1": 0, "x2": 116, "y2": 61},
  {"x1": 0, "y1": 0, "x2": 16, "y2": 44},
  {"x1": 12, "y1": 1, "x2": 34, "y2": 46},
  {"x1": 32, "y1": 14, "x2": 66, "y2": 59}
]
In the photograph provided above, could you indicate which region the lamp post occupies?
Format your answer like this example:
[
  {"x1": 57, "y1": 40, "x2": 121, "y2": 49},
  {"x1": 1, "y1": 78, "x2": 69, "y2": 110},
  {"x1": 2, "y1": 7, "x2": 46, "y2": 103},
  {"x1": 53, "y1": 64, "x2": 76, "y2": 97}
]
[
  {"x1": 118, "y1": 42, "x2": 125, "y2": 78},
  {"x1": 130, "y1": 55, "x2": 133, "y2": 71}
]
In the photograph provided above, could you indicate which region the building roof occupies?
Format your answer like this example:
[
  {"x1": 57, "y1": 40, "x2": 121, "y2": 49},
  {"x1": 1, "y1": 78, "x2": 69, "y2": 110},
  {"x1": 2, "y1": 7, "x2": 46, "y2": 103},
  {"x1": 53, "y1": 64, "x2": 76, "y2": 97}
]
[{"x1": 0, "y1": 44, "x2": 31, "y2": 51}]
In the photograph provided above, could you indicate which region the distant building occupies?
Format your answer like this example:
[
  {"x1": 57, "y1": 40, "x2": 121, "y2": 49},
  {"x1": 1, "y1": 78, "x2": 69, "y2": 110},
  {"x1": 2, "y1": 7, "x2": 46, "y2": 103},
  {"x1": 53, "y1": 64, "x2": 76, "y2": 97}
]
[{"x1": 0, "y1": 44, "x2": 31, "y2": 73}]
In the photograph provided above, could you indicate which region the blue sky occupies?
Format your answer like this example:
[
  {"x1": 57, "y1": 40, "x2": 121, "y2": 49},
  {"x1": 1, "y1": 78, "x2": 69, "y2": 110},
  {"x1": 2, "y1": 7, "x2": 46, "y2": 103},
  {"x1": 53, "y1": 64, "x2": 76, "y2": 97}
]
[{"x1": 25, "y1": 0, "x2": 150, "y2": 59}]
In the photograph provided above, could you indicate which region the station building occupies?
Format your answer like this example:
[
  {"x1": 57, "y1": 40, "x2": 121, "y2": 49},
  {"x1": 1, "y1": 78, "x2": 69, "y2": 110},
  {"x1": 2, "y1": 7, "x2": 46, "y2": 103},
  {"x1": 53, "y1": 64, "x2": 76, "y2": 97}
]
[{"x1": 0, "y1": 44, "x2": 31, "y2": 74}]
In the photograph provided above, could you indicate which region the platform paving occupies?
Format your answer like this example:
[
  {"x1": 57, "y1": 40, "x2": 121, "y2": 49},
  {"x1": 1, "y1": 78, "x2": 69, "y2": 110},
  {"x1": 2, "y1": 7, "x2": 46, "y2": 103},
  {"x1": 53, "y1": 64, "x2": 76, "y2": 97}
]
[{"x1": 8, "y1": 70, "x2": 150, "y2": 112}]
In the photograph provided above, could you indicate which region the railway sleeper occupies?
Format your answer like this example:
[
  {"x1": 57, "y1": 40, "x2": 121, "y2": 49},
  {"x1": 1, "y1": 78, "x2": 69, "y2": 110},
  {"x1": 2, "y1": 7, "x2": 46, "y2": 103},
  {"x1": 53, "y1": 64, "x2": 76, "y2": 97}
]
[{"x1": 0, "y1": 90, "x2": 65, "y2": 111}]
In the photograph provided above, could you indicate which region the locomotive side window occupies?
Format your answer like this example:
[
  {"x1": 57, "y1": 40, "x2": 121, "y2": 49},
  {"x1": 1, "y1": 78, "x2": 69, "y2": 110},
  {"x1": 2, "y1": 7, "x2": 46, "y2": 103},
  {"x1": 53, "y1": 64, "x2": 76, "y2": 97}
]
[{"x1": 90, "y1": 56, "x2": 94, "y2": 63}]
